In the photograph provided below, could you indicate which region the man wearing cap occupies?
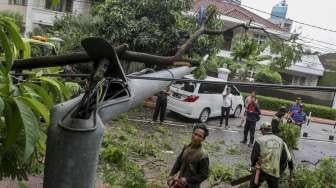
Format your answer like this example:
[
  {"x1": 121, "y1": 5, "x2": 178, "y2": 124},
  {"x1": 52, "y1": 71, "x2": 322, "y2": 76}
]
[
  {"x1": 289, "y1": 104, "x2": 307, "y2": 127},
  {"x1": 289, "y1": 97, "x2": 302, "y2": 116},
  {"x1": 271, "y1": 106, "x2": 287, "y2": 135},
  {"x1": 250, "y1": 123, "x2": 294, "y2": 188}
]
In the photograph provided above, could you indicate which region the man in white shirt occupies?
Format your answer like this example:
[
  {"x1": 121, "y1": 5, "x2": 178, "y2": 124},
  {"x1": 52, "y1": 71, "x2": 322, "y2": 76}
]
[{"x1": 220, "y1": 87, "x2": 233, "y2": 128}]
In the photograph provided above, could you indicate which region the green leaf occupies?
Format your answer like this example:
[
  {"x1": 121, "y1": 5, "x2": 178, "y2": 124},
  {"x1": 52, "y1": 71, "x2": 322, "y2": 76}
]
[
  {"x1": 3, "y1": 99, "x2": 22, "y2": 151},
  {"x1": 14, "y1": 98, "x2": 39, "y2": 161},
  {"x1": 20, "y1": 96, "x2": 50, "y2": 125},
  {"x1": 22, "y1": 83, "x2": 54, "y2": 108},
  {"x1": 0, "y1": 16, "x2": 25, "y2": 51},
  {"x1": 37, "y1": 77, "x2": 64, "y2": 101},
  {"x1": 19, "y1": 84, "x2": 37, "y2": 98},
  {"x1": 0, "y1": 28, "x2": 13, "y2": 70}
]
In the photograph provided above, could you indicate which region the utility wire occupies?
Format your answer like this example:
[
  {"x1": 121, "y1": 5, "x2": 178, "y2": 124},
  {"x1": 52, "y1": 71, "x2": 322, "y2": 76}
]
[
  {"x1": 10, "y1": 73, "x2": 336, "y2": 92},
  {"x1": 236, "y1": 2, "x2": 336, "y2": 33},
  {"x1": 300, "y1": 35, "x2": 336, "y2": 48}
]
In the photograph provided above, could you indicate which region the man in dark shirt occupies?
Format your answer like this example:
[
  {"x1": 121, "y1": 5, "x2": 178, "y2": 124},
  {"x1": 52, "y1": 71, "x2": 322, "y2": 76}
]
[
  {"x1": 250, "y1": 123, "x2": 294, "y2": 188},
  {"x1": 153, "y1": 87, "x2": 170, "y2": 123},
  {"x1": 241, "y1": 97, "x2": 261, "y2": 147},
  {"x1": 271, "y1": 106, "x2": 287, "y2": 135},
  {"x1": 167, "y1": 124, "x2": 209, "y2": 188}
]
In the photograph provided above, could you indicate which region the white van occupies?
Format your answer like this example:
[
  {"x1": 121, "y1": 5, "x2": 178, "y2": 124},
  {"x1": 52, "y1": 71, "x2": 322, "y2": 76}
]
[{"x1": 167, "y1": 74, "x2": 244, "y2": 122}]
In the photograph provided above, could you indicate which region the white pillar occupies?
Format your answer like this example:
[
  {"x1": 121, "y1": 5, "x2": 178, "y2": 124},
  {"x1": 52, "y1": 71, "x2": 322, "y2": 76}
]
[
  {"x1": 217, "y1": 68, "x2": 231, "y2": 81},
  {"x1": 24, "y1": 0, "x2": 33, "y2": 36}
]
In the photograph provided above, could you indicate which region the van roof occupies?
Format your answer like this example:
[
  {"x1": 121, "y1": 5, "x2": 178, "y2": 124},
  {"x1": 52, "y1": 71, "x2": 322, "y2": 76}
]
[{"x1": 183, "y1": 74, "x2": 226, "y2": 82}]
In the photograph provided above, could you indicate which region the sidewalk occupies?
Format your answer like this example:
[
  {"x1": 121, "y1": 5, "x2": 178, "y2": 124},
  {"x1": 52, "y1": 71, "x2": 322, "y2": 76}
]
[{"x1": 260, "y1": 109, "x2": 336, "y2": 126}]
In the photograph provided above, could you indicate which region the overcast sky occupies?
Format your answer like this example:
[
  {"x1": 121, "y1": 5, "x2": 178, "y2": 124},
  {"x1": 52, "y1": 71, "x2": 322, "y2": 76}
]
[{"x1": 242, "y1": 0, "x2": 336, "y2": 54}]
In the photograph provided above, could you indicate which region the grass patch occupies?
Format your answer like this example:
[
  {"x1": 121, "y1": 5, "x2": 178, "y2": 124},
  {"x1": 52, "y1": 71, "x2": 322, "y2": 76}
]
[{"x1": 226, "y1": 145, "x2": 241, "y2": 155}]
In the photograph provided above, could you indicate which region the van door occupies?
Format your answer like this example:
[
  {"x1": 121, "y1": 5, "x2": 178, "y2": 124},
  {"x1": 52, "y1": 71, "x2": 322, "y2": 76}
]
[{"x1": 198, "y1": 83, "x2": 226, "y2": 117}]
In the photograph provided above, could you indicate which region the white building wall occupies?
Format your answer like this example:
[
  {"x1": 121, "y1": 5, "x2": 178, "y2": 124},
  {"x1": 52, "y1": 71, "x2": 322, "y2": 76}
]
[
  {"x1": 72, "y1": 0, "x2": 90, "y2": 15},
  {"x1": 306, "y1": 75, "x2": 319, "y2": 86},
  {"x1": 25, "y1": 0, "x2": 90, "y2": 33},
  {"x1": 31, "y1": 7, "x2": 65, "y2": 26},
  {"x1": 0, "y1": 0, "x2": 27, "y2": 21}
]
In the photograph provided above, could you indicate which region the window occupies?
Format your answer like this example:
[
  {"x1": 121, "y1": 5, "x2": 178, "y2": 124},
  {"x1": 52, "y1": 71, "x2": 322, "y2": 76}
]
[
  {"x1": 253, "y1": 34, "x2": 267, "y2": 45},
  {"x1": 199, "y1": 83, "x2": 225, "y2": 94},
  {"x1": 223, "y1": 30, "x2": 233, "y2": 50},
  {"x1": 45, "y1": 0, "x2": 73, "y2": 12},
  {"x1": 172, "y1": 81, "x2": 196, "y2": 93},
  {"x1": 8, "y1": 0, "x2": 27, "y2": 5},
  {"x1": 299, "y1": 77, "x2": 306, "y2": 85},
  {"x1": 230, "y1": 85, "x2": 240, "y2": 96}
]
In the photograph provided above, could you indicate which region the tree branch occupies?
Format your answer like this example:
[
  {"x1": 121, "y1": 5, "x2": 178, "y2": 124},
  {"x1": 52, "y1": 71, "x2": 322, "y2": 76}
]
[
  {"x1": 11, "y1": 11, "x2": 275, "y2": 71},
  {"x1": 173, "y1": 24, "x2": 206, "y2": 59}
]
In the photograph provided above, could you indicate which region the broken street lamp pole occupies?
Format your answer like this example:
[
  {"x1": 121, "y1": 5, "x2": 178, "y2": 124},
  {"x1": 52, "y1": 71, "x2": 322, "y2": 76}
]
[
  {"x1": 18, "y1": 37, "x2": 193, "y2": 188},
  {"x1": 10, "y1": 15, "x2": 261, "y2": 187},
  {"x1": 43, "y1": 63, "x2": 192, "y2": 188}
]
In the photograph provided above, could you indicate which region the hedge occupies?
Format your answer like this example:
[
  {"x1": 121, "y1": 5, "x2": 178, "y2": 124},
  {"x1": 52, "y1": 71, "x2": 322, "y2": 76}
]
[
  {"x1": 255, "y1": 69, "x2": 282, "y2": 84},
  {"x1": 243, "y1": 93, "x2": 336, "y2": 120},
  {"x1": 318, "y1": 71, "x2": 336, "y2": 87}
]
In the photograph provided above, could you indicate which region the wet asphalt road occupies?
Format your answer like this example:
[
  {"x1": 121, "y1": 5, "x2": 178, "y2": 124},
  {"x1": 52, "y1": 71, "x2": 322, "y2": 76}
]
[{"x1": 164, "y1": 111, "x2": 336, "y2": 164}]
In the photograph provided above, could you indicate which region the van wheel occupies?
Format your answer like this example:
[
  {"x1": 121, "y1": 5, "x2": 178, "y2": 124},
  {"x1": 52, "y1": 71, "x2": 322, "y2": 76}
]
[
  {"x1": 234, "y1": 105, "x2": 242, "y2": 118},
  {"x1": 199, "y1": 108, "x2": 210, "y2": 123}
]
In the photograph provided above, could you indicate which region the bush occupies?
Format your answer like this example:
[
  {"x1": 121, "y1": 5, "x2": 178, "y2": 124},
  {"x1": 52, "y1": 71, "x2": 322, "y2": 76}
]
[
  {"x1": 209, "y1": 163, "x2": 250, "y2": 187},
  {"x1": 254, "y1": 95, "x2": 336, "y2": 120},
  {"x1": 293, "y1": 157, "x2": 336, "y2": 188},
  {"x1": 279, "y1": 123, "x2": 301, "y2": 150},
  {"x1": 255, "y1": 69, "x2": 282, "y2": 84}
]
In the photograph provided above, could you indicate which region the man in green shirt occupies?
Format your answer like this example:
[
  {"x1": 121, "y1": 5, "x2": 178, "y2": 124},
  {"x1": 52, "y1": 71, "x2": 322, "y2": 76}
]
[
  {"x1": 167, "y1": 124, "x2": 209, "y2": 188},
  {"x1": 250, "y1": 123, "x2": 294, "y2": 188}
]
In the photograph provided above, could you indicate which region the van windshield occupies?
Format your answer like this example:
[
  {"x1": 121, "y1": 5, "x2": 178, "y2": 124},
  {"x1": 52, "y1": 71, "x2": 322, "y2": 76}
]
[{"x1": 172, "y1": 81, "x2": 196, "y2": 92}]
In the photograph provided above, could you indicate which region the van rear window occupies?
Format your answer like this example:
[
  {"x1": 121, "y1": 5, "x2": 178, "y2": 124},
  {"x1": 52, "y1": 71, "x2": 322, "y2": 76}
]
[
  {"x1": 199, "y1": 83, "x2": 225, "y2": 94},
  {"x1": 172, "y1": 81, "x2": 196, "y2": 92}
]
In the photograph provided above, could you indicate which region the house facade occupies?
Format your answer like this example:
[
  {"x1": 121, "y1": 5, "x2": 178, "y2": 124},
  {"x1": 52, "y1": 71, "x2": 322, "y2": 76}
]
[
  {"x1": 194, "y1": 0, "x2": 324, "y2": 86},
  {"x1": 0, "y1": 0, "x2": 91, "y2": 35}
]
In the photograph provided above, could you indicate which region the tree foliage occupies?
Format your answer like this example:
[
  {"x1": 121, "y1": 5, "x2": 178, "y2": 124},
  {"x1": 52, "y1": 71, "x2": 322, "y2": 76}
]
[
  {"x1": 231, "y1": 33, "x2": 263, "y2": 62},
  {"x1": 255, "y1": 66, "x2": 282, "y2": 84},
  {"x1": 44, "y1": 0, "x2": 225, "y2": 59},
  {"x1": 44, "y1": 14, "x2": 103, "y2": 54},
  {"x1": 0, "y1": 15, "x2": 79, "y2": 180},
  {"x1": 269, "y1": 35, "x2": 304, "y2": 71},
  {"x1": 91, "y1": 0, "x2": 193, "y2": 56},
  {"x1": 0, "y1": 11, "x2": 24, "y2": 31}
]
